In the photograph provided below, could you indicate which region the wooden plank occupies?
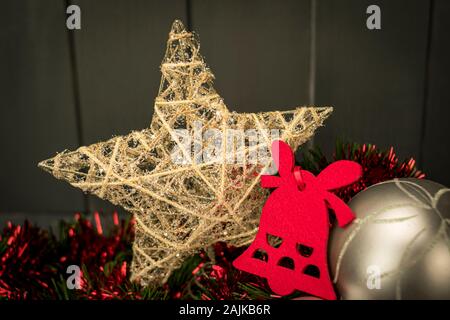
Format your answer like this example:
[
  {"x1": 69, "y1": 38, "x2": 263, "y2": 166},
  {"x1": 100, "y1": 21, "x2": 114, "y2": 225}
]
[
  {"x1": 190, "y1": 0, "x2": 312, "y2": 113},
  {"x1": 72, "y1": 0, "x2": 188, "y2": 144},
  {"x1": 421, "y1": 0, "x2": 450, "y2": 186},
  {"x1": 314, "y1": 0, "x2": 430, "y2": 162},
  {"x1": 0, "y1": 0, "x2": 84, "y2": 213},
  {"x1": 71, "y1": 0, "x2": 187, "y2": 212}
]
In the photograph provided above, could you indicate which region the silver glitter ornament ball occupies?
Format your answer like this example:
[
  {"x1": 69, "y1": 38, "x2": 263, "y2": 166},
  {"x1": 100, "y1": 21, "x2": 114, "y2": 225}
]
[{"x1": 330, "y1": 178, "x2": 450, "y2": 300}]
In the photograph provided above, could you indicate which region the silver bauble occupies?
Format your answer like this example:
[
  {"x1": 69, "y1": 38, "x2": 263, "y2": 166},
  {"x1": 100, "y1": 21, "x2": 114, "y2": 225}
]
[{"x1": 330, "y1": 178, "x2": 450, "y2": 299}]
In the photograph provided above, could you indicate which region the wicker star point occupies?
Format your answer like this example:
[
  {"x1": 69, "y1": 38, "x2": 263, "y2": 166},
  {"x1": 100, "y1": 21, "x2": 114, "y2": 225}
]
[{"x1": 39, "y1": 20, "x2": 332, "y2": 285}]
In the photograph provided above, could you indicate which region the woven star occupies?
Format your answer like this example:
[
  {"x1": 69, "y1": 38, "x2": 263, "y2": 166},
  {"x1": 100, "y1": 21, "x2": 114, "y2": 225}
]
[{"x1": 39, "y1": 20, "x2": 332, "y2": 285}]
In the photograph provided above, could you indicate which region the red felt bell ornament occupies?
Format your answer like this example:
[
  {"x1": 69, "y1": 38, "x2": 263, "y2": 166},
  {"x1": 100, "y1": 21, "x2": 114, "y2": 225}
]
[{"x1": 233, "y1": 140, "x2": 362, "y2": 300}]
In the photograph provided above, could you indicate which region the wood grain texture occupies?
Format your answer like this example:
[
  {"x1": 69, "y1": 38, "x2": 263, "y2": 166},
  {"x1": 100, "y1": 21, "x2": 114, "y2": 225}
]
[
  {"x1": 421, "y1": 0, "x2": 450, "y2": 186},
  {"x1": 70, "y1": 0, "x2": 187, "y2": 212},
  {"x1": 313, "y1": 0, "x2": 430, "y2": 162},
  {"x1": 190, "y1": 0, "x2": 312, "y2": 113},
  {"x1": 1, "y1": 0, "x2": 449, "y2": 218},
  {"x1": 0, "y1": 0, "x2": 84, "y2": 213},
  {"x1": 71, "y1": 0, "x2": 187, "y2": 144}
]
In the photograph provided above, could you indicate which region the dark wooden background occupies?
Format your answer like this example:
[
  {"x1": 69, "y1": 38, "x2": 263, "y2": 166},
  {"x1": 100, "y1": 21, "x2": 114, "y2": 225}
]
[{"x1": 1, "y1": 0, "x2": 449, "y2": 226}]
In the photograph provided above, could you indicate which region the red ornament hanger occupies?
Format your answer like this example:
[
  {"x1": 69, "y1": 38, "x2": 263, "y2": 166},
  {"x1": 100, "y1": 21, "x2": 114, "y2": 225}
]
[{"x1": 233, "y1": 140, "x2": 362, "y2": 300}]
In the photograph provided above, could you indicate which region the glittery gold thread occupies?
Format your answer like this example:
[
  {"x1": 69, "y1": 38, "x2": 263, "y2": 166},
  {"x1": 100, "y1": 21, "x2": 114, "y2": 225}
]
[{"x1": 38, "y1": 20, "x2": 332, "y2": 285}]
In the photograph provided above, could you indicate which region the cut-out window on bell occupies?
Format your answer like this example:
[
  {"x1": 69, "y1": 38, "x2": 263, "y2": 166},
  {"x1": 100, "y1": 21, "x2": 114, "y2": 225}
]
[
  {"x1": 297, "y1": 243, "x2": 314, "y2": 257},
  {"x1": 303, "y1": 264, "x2": 320, "y2": 278},
  {"x1": 277, "y1": 257, "x2": 295, "y2": 270},
  {"x1": 266, "y1": 233, "x2": 283, "y2": 248},
  {"x1": 252, "y1": 249, "x2": 269, "y2": 262}
]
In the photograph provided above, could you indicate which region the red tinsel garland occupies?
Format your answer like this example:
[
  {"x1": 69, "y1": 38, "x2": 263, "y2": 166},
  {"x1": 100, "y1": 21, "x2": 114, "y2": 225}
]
[
  {"x1": 300, "y1": 143, "x2": 425, "y2": 202},
  {"x1": 0, "y1": 222, "x2": 56, "y2": 299},
  {"x1": 0, "y1": 143, "x2": 425, "y2": 300}
]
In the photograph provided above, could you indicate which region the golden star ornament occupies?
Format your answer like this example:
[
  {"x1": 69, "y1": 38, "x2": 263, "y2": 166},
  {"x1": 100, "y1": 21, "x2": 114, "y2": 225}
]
[{"x1": 39, "y1": 20, "x2": 332, "y2": 285}]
